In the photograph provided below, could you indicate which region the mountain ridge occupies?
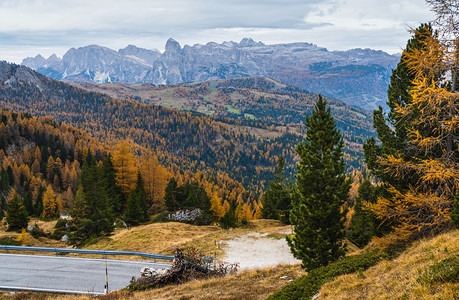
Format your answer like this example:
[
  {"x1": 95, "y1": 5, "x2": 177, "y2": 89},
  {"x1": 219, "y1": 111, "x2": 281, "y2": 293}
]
[{"x1": 22, "y1": 38, "x2": 400, "y2": 111}]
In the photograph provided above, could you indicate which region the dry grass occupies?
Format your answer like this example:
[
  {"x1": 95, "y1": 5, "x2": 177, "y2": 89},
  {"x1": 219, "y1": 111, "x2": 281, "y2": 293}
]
[
  {"x1": 319, "y1": 229, "x2": 459, "y2": 300},
  {"x1": 1, "y1": 218, "x2": 291, "y2": 261},
  {"x1": 86, "y1": 219, "x2": 291, "y2": 259}
]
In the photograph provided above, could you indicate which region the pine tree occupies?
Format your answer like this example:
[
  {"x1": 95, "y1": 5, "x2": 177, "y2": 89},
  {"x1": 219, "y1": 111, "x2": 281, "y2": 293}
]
[
  {"x1": 348, "y1": 180, "x2": 376, "y2": 248},
  {"x1": 287, "y1": 95, "x2": 350, "y2": 271},
  {"x1": 69, "y1": 160, "x2": 114, "y2": 246},
  {"x1": 262, "y1": 156, "x2": 292, "y2": 224},
  {"x1": 22, "y1": 190, "x2": 34, "y2": 217},
  {"x1": 124, "y1": 171, "x2": 149, "y2": 226},
  {"x1": 101, "y1": 156, "x2": 123, "y2": 215},
  {"x1": 33, "y1": 185, "x2": 45, "y2": 217},
  {"x1": 6, "y1": 191, "x2": 29, "y2": 232},
  {"x1": 164, "y1": 177, "x2": 179, "y2": 211},
  {"x1": 364, "y1": 23, "x2": 433, "y2": 189}
]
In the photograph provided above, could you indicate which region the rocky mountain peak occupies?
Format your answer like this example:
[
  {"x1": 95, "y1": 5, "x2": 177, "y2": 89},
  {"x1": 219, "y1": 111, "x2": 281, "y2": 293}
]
[
  {"x1": 165, "y1": 38, "x2": 182, "y2": 52},
  {"x1": 238, "y1": 38, "x2": 265, "y2": 47}
]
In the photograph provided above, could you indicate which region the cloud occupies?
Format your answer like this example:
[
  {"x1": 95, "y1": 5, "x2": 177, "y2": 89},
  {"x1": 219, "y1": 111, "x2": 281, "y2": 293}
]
[{"x1": 0, "y1": 0, "x2": 435, "y2": 63}]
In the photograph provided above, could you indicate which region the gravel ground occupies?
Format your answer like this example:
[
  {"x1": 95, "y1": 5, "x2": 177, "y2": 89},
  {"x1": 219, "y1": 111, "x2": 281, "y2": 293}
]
[{"x1": 222, "y1": 232, "x2": 301, "y2": 269}]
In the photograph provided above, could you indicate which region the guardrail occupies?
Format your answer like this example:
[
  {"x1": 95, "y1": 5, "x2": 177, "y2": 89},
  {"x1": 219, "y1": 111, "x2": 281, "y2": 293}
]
[{"x1": 0, "y1": 245, "x2": 174, "y2": 263}]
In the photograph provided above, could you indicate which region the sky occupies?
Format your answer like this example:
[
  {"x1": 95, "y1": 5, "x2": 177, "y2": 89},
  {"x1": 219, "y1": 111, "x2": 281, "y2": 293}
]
[{"x1": 0, "y1": 0, "x2": 435, "y2": 64}]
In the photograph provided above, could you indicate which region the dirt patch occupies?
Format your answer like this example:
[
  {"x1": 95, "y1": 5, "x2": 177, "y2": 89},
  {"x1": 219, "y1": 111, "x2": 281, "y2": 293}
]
[{"x1": 222, "y1": 232, "x2": 301, "y2": 269}]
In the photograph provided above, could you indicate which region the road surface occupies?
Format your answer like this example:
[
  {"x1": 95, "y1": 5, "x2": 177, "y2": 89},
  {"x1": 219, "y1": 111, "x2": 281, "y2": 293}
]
[{"x1": 0, "y1": 253, "x2": 170, "y2": 294}]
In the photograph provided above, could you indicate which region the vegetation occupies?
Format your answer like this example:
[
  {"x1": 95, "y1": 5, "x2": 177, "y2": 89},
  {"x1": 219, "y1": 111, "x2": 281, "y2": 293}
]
[
  {"x1": 287, "y1": 95, "x2": 350, "y2": 271},
  {"x1": 268, "y1": 251, "x2": 385, "y2": 300},
  {"x1": 364, "y1": 8, "x2": 458, "y2": 245},
  {"x1": 261, "y1": 155, "x2": 292, "y2": 224},
  {"x1": 6, "y1": 191, "x2": 29, "y2": 231},
  {"x1": 348, "y1": 180, "x2": 377, "y2": 248}
]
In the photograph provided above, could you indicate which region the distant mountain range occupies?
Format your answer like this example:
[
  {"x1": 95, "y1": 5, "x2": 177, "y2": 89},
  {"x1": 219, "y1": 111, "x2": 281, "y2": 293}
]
[{"x1": 22, "y1": 38, "x2": 400, "y2": 111}]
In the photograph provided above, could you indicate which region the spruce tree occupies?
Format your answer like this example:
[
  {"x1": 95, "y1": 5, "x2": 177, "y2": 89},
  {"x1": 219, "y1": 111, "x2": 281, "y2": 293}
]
[
  {"x1": 287, "y1": 95, "x2": 350, "y2": 271},
  {"x1": 70, "y1": 160, "x2": 114, "y2": 246},
  {"x1": 364, "y1": 24, "x2": 433, "y2": 189},
  {"x1": 33, "y1": 186, "x2": 45, "y2": 217},
  {"x1": 101, "y1": 156, "x2": 123, "y2": 215},
  {"x1": 348, "y1": 180, "x2": 376, "y2": 248},
  {"x1": 164, "y1": 177, "x2": 179, "y2": 211},
  {"x1": 124, "y1": 171, "x2": 149, "y2": 225},
  {"x1": 262, "y1": 156, "x2": 292, "y2": 224},
  {"x1": 6, "y1": 192, "x2": 29, "y2": 232}
]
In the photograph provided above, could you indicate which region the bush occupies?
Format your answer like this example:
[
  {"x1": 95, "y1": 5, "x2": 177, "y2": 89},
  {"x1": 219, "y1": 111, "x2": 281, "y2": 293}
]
[
  {"x1": 0, "y1": 238, "x2": 20, "y2": 246},
  {"x1": 151, "y1": 211, "x2": 174, "y2": 223},
  {"x1": 29, "y1": 224, "x2": 48, "y2": 238},
  {"x1": 417, "y1": 254, "x2": 459, "y2": 284},
  {"x1": 268, "y1": 251, "x2": 385, "y2": 300}
]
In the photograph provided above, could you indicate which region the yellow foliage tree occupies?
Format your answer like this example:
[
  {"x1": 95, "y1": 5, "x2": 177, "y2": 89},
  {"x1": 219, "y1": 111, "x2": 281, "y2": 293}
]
[
  {"x1": 140, "y1": 154, "x2": 168, "y2": 206},
  {"x1": 366, "y1": 4, "x2": 458, "y2": 244},
  {"x1": 112, "y1": 142, "x2": 137, "y2": 195},
  {"x1": 42, "y1": 185, "x2": 61, "y2": 220}
]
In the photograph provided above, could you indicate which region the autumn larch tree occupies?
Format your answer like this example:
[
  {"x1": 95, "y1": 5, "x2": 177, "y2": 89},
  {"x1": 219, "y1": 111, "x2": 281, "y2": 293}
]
[
  {"x1": 112, "y1": 141, "x2": 137, "y2": 196},
  {"x1": 365, "y1": 0, "x2": 458, "y2": 244},
  {"x1": 287, "y1": 95, "x2": 350, "y2": 271}
]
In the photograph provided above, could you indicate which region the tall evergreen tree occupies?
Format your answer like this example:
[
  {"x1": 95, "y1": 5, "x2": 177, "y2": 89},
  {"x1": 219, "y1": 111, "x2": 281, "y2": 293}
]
[
  {"x1": 33, "y1": 185, "x2": 45, "y2": 217},
  {"x1": 69, "y1": 160, "x2": 114, "y2": 246},
  {"x1": 124, "y1": 171, "x2": 149, "y2": 226},
  {"x1": 262, "y1": 156, "x2": 292, "y2": 224},
  {"x1": 101, "y1": 156, "x2": 123, "y2": 215},
  {"x1": 164, "y1": 177, "x2": 179, "y2": 211},
  {"x1": 287, "y1": 95, "x2": 350, "y2": 271},
  {"x1": 364, "y1": 24, "x2": 433, "y2": 189},
  {"x1": 348, "y1": 180, "x2": 376, "y2": 248},
  {"x1": 6, "y1": 192, "x2": 29, "y2": 232}
]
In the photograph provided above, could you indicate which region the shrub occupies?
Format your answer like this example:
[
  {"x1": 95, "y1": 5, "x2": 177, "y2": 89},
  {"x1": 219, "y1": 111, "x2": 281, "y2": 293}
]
[
  {"x1": 0, "y1": 238, "x2": 20, "y2": 246},
  {"x1": 417, "y1": 254, "x2": 459, "y2": 284},
  {"x1": 268, "y1": 251, "x2": 385, "y2": 300}
]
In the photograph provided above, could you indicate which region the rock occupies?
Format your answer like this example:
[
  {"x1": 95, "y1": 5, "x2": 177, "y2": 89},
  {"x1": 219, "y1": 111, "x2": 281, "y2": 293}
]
[
  {"x1": 61, "y1": 234, "x2": 68, "y2": 242},
  {"x1": 140, "y1": 267, "x2": 158, "y2": 277}
]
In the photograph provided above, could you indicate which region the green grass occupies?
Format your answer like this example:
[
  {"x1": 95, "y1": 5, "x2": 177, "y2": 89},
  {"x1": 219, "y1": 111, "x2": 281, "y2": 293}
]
[
  {"x1": 417, "y1": 254, "x2": 459, "y2": 284},
  {"x1": 268, "y1": 251, "x2": 385, "y2": 300},
  {"x1": 244, "y1": 113, "x2": 256, "y2": 120},
  {"x1": 225, "y1": 105, "x2": 241, "y2": 114}
]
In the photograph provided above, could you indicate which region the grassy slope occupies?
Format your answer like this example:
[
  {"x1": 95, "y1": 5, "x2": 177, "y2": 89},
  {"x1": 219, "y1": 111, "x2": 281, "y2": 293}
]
[{"x1": 319, "y1": 230, "x2": 458, "y2": 299}]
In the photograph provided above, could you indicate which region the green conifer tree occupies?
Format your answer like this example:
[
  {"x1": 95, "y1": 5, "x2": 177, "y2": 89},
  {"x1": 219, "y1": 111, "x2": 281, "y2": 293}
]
[
  {"x1": 34, "y1": 186, "x2": 45, "y2": 217},
  {"x1": 124, "y1": 171, "x2": 149, "y2": 226},
  {"x1": 164, "y1": 177, "x2": 179, "y2": 211},
  {"x1": 262, "y1": 156, "x2": 292, "y2": 224},
  {"x1": 6, "y1": 192, "x2": 29, "y2": 232},
  {"x1": 69, "y1": 160, "x2": 114, "y2": 246},
  {"x1": 287, "y1": 95, "x2": 350, "y2": 271},
  {"x1": 348, "y1": 180, "x2": 376, "y2": 248},
  {"x1": 101, "y1": 156, "x2": 123, "y2": 215}
]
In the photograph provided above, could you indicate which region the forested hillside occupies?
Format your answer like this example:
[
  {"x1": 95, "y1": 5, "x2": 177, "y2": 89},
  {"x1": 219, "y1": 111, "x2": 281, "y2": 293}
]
[{"x1": 0, "y1": 62, "x2": 372, "y2": 197}]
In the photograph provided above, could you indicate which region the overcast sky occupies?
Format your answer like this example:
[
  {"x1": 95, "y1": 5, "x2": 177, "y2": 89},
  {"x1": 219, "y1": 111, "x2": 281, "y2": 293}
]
[{"x1": 0, "y1": 0, "x2": 435, "y2": 64}]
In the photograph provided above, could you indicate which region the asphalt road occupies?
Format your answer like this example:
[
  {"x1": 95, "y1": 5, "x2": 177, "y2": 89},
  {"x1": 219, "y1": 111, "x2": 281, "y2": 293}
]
[{"x1": 0, "y1": 253, "x2": 170, "y2": 294}]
